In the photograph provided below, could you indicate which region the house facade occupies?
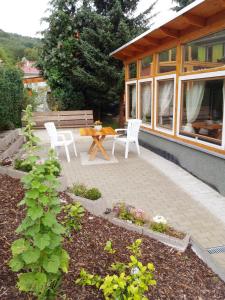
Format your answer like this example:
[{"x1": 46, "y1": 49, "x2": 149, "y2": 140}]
[{"x1": 111, "y1": 0, "x2": 225, "y2": 195}]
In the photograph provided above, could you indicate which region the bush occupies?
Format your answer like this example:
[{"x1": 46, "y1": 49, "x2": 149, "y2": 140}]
[
  {"x1": 85, "y1": 188, "x2": 101, "y2": 200},
  {"x1": 0, "y1": 65, "x2": 23, "y2": 130},
  {"x1": 150, "y1": 222, "x2": 168, "y2": 234},
  {"x1": 70, "y1": 184, "x2": 101, "y2": 200}
]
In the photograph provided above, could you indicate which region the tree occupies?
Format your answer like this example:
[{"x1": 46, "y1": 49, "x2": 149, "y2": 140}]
[
  {"x1": 39, "y1": 0, "x2": 156, "y2": 119},
  {"x1": 172, "y1": 0, "x2": 195, "y2": 11}
]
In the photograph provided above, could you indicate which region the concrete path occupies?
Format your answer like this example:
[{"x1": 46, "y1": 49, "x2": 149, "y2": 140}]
[{"x1": 35, "y1": 129, "x2": 225, "y2": 269}]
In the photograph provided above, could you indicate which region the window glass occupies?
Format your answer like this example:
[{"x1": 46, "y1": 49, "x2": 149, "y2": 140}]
[
  {"x1": 128, "y1": 62, "x2": 137, "y2": 79},
  {"x1": 180, "y1": 78, "x2": 224, "y2": 145},
  {"x1": 127, "y1": 83, "x2": 137, "y2": 118},
  {"x1": 140, "y1": 56, "x2": 153, "y2": 77},
  {"x1": 158, "y1": 48, "x2": 176, "y2": 73},
  {"x1": 183, "y1": 29, "x2": 225, "y2": 72},
  {"x1": 140, "y1": 81, "x2": 152, "y2": 125},
  {"x1": 157, "y1": 79, "x2": 174, "y2": 130}
]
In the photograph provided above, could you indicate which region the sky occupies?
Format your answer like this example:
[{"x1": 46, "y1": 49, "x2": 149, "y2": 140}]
[{"x1": 0, "y1": 0, "x2": 175, "y2": 38}]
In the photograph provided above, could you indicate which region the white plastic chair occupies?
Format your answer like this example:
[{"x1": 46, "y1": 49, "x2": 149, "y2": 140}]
[
  {"x1": 112, "y1": 119, "x2": 142, "y2": 159},
  {"x1": 44, "y1": 122, "x2": 77, "y2": 162}
]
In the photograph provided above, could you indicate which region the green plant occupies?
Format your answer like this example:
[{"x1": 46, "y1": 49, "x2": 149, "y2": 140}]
[
  {"x1": 104, "y1": 240, "x2": 116, "y2": 254},
  {"x1": 85, "y1": 188, "x2": 101, "y2": 200},
  {"x1": 70, "y1": 184, "x2": 101, "y2": 200},
  {"x1": 76, "y1": 239, "x2": 156, "y2": 300},
  {"x1": 150, "y1": 222, "x2": 168, "y2": 234},
  {"x1": 62, "y1": 203, "x2": 85, "y2": 238},
  {"x1": 14, "y1": 158, "x2": 33, "y2": 172}
]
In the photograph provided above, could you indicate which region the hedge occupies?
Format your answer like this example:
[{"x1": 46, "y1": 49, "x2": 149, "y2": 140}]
[{"x1": 0, "y1": 65, "x2": 23, "y2": 130}]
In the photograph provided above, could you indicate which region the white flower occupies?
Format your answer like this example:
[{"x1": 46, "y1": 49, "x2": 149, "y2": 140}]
[
  {"x1": 131, "y1": 267, "x2": 139, "y2": 275},
  {"x1": 153, "y1": 215, "x2": 167, "y2": 225}
]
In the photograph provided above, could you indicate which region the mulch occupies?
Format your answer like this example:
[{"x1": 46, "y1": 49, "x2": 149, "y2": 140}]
[{"x1": 0, "y1": 174, "x2": 225, "y2": 300}]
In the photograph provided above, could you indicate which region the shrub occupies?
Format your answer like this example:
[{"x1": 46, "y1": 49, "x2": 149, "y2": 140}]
[
  {"x1": 62, "y1": 203, "x2": 85, "y2": 238},
  {"x1": 14, "y1": 158, "x2": 32, "y2": 172},
  {"x1": 150, "y1": 222, "x2": 168, "y2": 234},
  {"x1": 0, "y1": 65, "x2": 23, "y2": 130},
  {"x1": 76, "y1": 239, "x2": 156, "y2": 299},
  {"x1": 85, "y1": 188, "x2": 101, "y2": 200},
  {"x1": 70, "y1": 184, "x2": 101, "y2": 200},
  {"x1": 113, "y1": 202, "x2": 145, "y2": 226}
]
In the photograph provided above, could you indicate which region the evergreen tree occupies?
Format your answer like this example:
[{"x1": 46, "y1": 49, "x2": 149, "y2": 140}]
[
  {"x1": 39, "y1": 0, "x2": 156, "y2": 118},
  {"x1": 172, "y1": 0, "x2": 195, "y2": 11}
]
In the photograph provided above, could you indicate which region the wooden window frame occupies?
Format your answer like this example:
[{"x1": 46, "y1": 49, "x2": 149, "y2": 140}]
[
  {"x1": 154, "y1": 74, "x2": 176, "y2": 135},
  {"x1": 177, "y1": 70, "x2": 225, "y2": 150},
  {"x1": 125, "y1": 80, "x2": 138, "y2": 121},
  {"x1": 138, "y1": 78, "x2": 154, "y2": 129}
]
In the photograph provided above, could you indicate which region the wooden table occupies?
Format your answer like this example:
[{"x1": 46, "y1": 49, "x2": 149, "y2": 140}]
[
  {"x1": 192, "y1": 121, "x2": 222, "y2": 138},
  {"x1": 80, "y1": 127, "x2": 116, "y2": 160}
]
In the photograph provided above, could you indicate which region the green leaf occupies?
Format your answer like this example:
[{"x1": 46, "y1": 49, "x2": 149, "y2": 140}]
[
  {"x1": 18, "y1": 272, "x2": 47, "y2": 293},
  {"x1": 9, "y1": 256, "x2": 24, "y2": 272},
  {"x1": 52, "y1": 222, "x2": 65, "y2": 234},
  {"x1": 28, "y1": 206, "x2": 43, "y2": 220},
  {"x1": 39, "y1": 195, "x2": 49, "y2": 205},
  {"x1": 26, "y1": 190, "x2": 39, "y2": 199},
  {"x1": 26, "y1": 223, "x2": 40, "y2": 236},
  {"x1": 34, "y1": 233, "x2": 50, "y2": 250},
  {"x1": 42, "y1": 212, "x2": 56, "y2": 227},
  {"x1": 43, "y1": 254, "x2": 60, "y2": 273},
  {"x1": 22, "y1": 247, "x2": 40, "y2": 264},
  {"x1": 60, "y1": 249, "x2": 70, "y2": 273},
  {"x1": 48, "y1": 232, "x2": 62, "y2": 249},
  {"x1": 11, "y1": 239, "x2": 29, "y2": 256},
  {"x1": 16, "y1": 217, "x2": 34, "y2": 233}
]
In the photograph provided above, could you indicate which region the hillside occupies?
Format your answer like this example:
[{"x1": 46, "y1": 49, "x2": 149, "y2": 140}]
[{"x1": 0, "y1": 29, "x2": 42, "y2": 63}]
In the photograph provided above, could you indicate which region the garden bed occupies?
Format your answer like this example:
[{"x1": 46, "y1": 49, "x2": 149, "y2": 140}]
[{"x1": 1, "y1": 174, "x2": 225, "y2": 299}]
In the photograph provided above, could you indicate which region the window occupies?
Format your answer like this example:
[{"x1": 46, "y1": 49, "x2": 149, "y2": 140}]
[
  {"x1": 158, "y1": 48, "x2": 176, "y2": 73},
  {"x1": 139, "y1": 80, "x2": 152, "y2": 125},
  {"x1": 128, "y1": 62, "x2": 137, "y2": 79},
  {"x1": 183, "y1": 29, "x2": 225, "y2": 73},
  {"x1": 140, "y1": 56, "x2": 153, "y2": 77},
  {"x1": 155, "y1": 76, "x2": 175, "y2": 132},
  {"x1": 126, "y1": 82, "x2": 137, "y2": 119},
  {"x1": 179, "y1": 77, "x2": 224, "y2": 146}
]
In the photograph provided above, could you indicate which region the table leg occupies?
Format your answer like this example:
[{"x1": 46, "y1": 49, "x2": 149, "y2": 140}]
[
  {"x1": 89, "y1": 136, "x2": 110, "y2": 161},
  {"x1": 88, "y1": 140, "x2": 96, "y2": 154}
]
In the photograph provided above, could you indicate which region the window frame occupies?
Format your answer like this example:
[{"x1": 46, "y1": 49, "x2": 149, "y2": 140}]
[
  {"x1": 177, "y1": 70, "x2": 225, "y2": 149},
  {"x1": 154, "y1": 74, "x2": 176, "y2": 135},
  {"x1": 139, "y1": 56, "x2": 153, "y2": 78},
  {"x1": 157, "y1": 47, "x2": 177, "y2": 75},
  {"x1": 138, "y1": 78, "x2": 154, "y2": 129},
  {"x1": 125, "y1": 80, "x2": 138, "y2": 121}
]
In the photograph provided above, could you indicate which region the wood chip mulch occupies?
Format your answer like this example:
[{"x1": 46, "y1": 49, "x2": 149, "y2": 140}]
[{"x1": 0, "y1": 174, "x2": 225, "y2": 300}]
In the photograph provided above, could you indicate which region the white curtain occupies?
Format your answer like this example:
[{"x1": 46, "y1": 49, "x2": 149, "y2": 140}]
[
  {"x1": 159, "y1": 81, "x2": 174, "y2": 124},
  {"x1": 185, "y1": 81, "x2": 205, "y2": 132},
  {"x1": 141, "y1": 83, "x2": 151, "y2": 122},
  {"x1": 131, "y1": 85, "x2": 136, "y2": 118}
]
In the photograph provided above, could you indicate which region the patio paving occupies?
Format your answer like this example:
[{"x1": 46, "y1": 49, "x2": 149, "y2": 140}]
[{"x1": 36, "y1": 129, "x2": 225, "y2": 269}]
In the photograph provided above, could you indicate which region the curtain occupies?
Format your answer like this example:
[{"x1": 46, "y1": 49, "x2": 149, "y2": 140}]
[
  {"x1": 141, "y1": 83, "x2": 151, "y2": 122},
  {"x1": 158, "y1": 80, "x2": 174, "y2": 124},
  {"x1": 185, "y1": 81, "x2": 205, "y2": 132},
  {"x1": 131, "y1": 85, "x2": 136, "y2": 118}
]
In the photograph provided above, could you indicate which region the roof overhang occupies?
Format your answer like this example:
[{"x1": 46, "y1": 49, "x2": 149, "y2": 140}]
[{"x1": 110, "y1": 0, "x2": 225, "y2": 61}]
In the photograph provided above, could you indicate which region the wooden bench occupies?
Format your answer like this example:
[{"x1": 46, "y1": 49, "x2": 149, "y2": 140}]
[{"x1": 26, "y1": 110, "x2": 94, "y2": 129}]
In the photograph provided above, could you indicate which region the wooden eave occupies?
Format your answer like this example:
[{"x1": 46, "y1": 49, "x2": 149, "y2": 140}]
[{"x1": 110, "y1": 0, "x2": 225, "y2": 61}]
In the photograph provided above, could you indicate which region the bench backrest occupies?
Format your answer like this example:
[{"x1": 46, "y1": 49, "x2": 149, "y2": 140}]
[{"x1": 25, "y1": 110, "x2": 94, "y2": 128}]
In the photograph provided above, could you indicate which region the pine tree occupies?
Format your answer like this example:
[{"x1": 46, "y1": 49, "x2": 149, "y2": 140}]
[
  {"x1": 39, "y1": 0, "x2": 156, "y2": 118},
  {"x1": 172, "y1": 0, "x2": 195, "y2": 11}
]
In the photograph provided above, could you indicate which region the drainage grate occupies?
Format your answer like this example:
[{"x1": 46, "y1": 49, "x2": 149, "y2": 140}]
[{"x1": 207, "y1": 245, "x2": 225, "y2": 255}]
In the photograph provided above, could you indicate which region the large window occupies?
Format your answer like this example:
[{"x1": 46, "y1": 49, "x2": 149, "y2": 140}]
[
  {"x1": 140, "y1": 56, "x2": 153, "y2": 77},
  {"x1": 158, "y1": 48, "x2": 176, "y2": 73},
  {"x1": 126, "y1": 82, "x2": 137, "y2": 119},
  {"x1": 138, "y1": 80, "x2": 152, "y2": 126},
  {"x1": 155, "y1": 76, "x2": 175, "y2": 132},
  {"x1": 179, "y1": 77, "x2": 224, "y2": 146},
  {"x1": 183, "y1": 29, "x2": 225, "y2": 73},
  {"x1": 128, "y1": 62, "x2": 137, "y2": 79}
]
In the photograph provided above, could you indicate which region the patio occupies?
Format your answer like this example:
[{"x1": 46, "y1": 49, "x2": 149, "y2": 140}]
[{"x1": 36, "y1": 128, "x2": 225, "y2": 270}]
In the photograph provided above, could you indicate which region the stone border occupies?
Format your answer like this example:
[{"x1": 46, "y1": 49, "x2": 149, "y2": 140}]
[
  {"x1": 0, "y1": 136, "x2": 24, "y2": 160},
  {"x1": 191, "y1": 237, "x2": 225, "y2": 283},
  {"x1": 0, "y1": 166, "x2": 67, "y2": 192},
  {"x1": 0, "y1": 129, "x2": 21, "y2": 151},
  {"x1": 110, "y1": 217, "x2": 190, "y2": 252},
  {"x1": 66, "y1": 192, "x2": 107, "y2": 216}
]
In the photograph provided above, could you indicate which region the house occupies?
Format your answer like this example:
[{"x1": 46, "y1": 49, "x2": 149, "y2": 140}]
[{"x1": 111, "y1": 0, "x2": 225, "y2": 196}]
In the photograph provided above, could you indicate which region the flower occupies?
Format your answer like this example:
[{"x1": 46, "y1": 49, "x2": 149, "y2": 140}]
[
  {"x1": 131, "y1": 267, "x2": 139, "y2": 275},
  {"x1": 153, "y1": 215, "x2": 167, "y2": 225},
  {"x1": 133, "y1": 208, "x2": 145, "y2": 220},
  {"x1": 94, "y1": 120, "x2": 102, "y2": 125},
  {"x1": 36, "y1": 159, "x2": 45, "y2": 165}
]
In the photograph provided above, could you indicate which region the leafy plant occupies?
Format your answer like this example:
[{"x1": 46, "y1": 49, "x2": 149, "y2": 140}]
[
  {"x1": 76, "y1": 239, "x2": 156, "y2": 299},
  {"x1": 150, "y1": 222, "x2": 168, "y2": 234},
  {"x1": 85, "y1": 188, "x2": 101, "y2": 200},
  {"x1": 70, "y1": 184, "x2": 101, "y2": 200},
  {"x1": 114, "y1": 203, "x2": 145, "y2": 226},
  {"x1": 62, "y1": 203, "x2": 85, "y2": 238},
  {"x1": 104, "y1": 240, "x2": 116, "y2": 254}
]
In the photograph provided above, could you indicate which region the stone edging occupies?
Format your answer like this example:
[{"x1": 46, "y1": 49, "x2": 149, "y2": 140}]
[
  {"x1": 0, "y1": 135, "x2": 24, "y2": 160},
  {"x1": 0, "y1": 166, "x2": 67, "y2": 192}
]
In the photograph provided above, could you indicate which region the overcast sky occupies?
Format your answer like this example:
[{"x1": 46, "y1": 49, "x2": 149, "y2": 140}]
[{"x1": 0, "y1": 0, "x2": 175, "y2": 38}]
